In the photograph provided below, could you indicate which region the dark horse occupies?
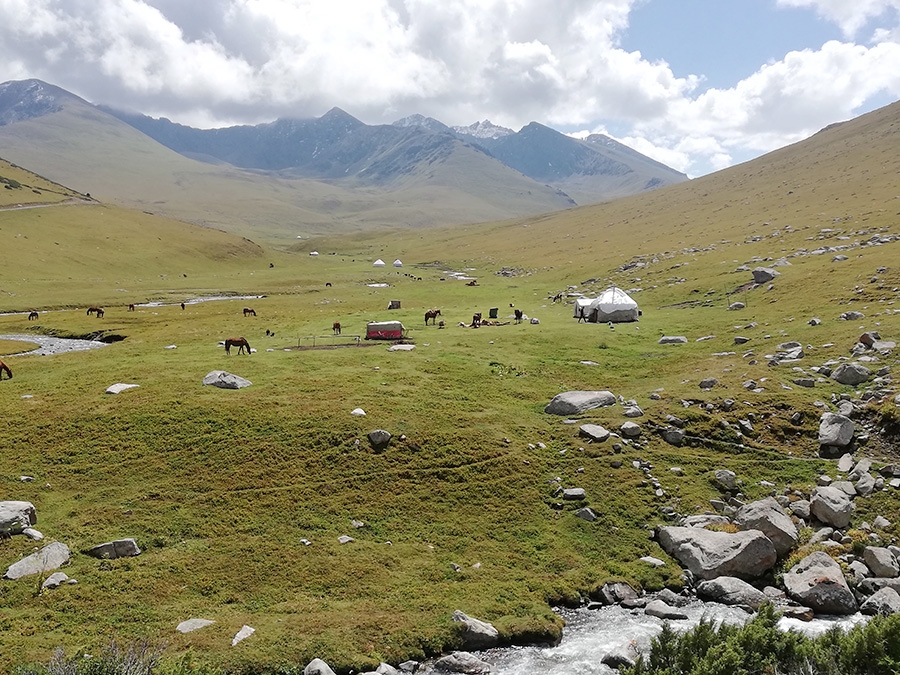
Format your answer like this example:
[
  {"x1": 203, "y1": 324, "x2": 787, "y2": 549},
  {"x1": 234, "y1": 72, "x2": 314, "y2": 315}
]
[
  {"x1": 514, "y1": 309, "x2": 523, "y2": 324},
  {"x1": 86, "y1": 306, "x2": 102, "y2": 316},
  {"x1": 128, "y1": 304, "x2": 135, "y2": 312},
  {"x1": 28, "y1": 311, "x2": 38, "y2": 321},
  {"x1": 424, "y1": 309, "x2": 441, "y2": 325},
  {"x1": 333, "y1": 322, "x2": 341, "y2": 335},
  {"x1": 243, "y1": 307, "x2": 257, "y2": 317},
  {"x1": 0, "y1": 360, "x2": 11, "y2": 380},
  {"x1": 224, "y1": 337, "x2": 251, "y2": 355},
  {"x1": 471, "y1": 312, "x2": 482, "y2": 328}
]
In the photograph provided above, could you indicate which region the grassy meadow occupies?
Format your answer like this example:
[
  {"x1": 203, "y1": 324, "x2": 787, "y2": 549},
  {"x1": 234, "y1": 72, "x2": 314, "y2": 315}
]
[{"x1": 1, "y1": 102, "x2": 900, "y2": 673}]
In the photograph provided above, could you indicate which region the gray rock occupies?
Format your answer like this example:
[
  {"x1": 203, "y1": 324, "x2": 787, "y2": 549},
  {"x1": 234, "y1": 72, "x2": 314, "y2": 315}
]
[
  {"x1": 0, "y1": 501, "x2": 37, "y2": 535},
  {"x1": 832, "y1": 363, "x2": 871, "y2": 386},
  {"x1": 41, "y1": 572, "x2": 69, "y2": 589},
  {"x1": 714, "y1": 469, "x2": 737, "y2": 491},
  {"x1": 874, "y1": 516, "x2": 892, "y2": 529},
  {"x1": 727, "y1": 302, "x2": 745, "y2": 311},
  {"x1": 810, "y1": 486, "x2": 854, "y2": 528},
  {"x1": 699, "y1": 378, "x2": 718, "y2": 389},
  {"x1": 734, "y1": 336, "x2": 751, "y2": 344},
  {"x1": 656, "y1": 526, "x2": 776, "y2": 580},
  {"x1": 176, "y1": 618, "x2": 216, "y2": 633},
  {"x1": 85, "y1": 538, "x2": 141, "y2": 560},
  {"x1": 863, "y1": 547, "x2": 899, "y2": 578},
  {"x1": 783, "y1": 551, "x2": 857, "y2": 615},
  {"x1": 368, "y1": 429, "x2": 392, "y2": 448},
  {"x1": 832, "y1": 480, "x2": 857, "y2": 496},
  {"x1": 840, "y1": 311, "x2": 865, "y2": 321},
  {"x1": 620, "y1": 421, "x2": 642, "y2": 437},
  {"x1": 623, "y1": 406, "x2": 644, "y2": 417},
  {"x1": 818, "y1": 413, "x2": 854, "y2": 447},
  {"x1": 661, "y1": 426, "x2": 684, "y2": 445},
  {"x1": 22, "y1": 527, "x2": 44, "y2": 541},
  {"x1": 645, "y1": 599, "x2": 688, "y2": 620},
  {"x1": 790, "y1": 500, "x2": 811, "y2": 520},
  {"x1": 658, "y1": 336, "x2": 688, "y2": 344},
  {"x1": 640, "y1": 556, "x2": 666, "y2": 567},
  {"x1": 848, "y1": 560, "x2": 871, "y2": 581},
  {"x1": 398, "y1": 662, "x2": 419, "y2": 674},
  {"x1": 434, "y1": 651, "x2": 491, "y2": 673},
  {"x1": 563, "y1": 488, "x2": 586, "y2": 500},
  {"x1": 202, "y1": 370, "x2": 252, "y2": 389},
  {"x1": 657, "y1": 588, "x2": 690, "y2": 607},
  {"x1": 304, "y1": 658, "x2": 338, "y2": 675},
  {"x1": 597, "y1": 581, "x2": 639, "y2": 605},
  {"x1": 374, "y1": 664, "x2": 401, "y2": 675},
  {"x1": 545, "y1": 390, "x2": 616, "y2": 415},
  {"x1": 860, "y1": 587, "x2": 900, "y2": 616},
  {"x1": 602, "y1": 643, "x2": 639, "y2": 670},
  {"x1": 578, "y1": 424, "x2": 610, "y2": 442},
  {"x1": 856, "y1": 472, "x2": 876, "y2": 496},
  {"x1": 837, "y1": 454, "x2": 854, "y2": 472},
  {"x1": 452, "y1": 610, "x2": 499, "y2": 650},
  {"x1": 575, "y1": 507, "x2": 597, "y2": 522},
  {"x1": 682, "y1": 514, "x2": 731, "y2": 528},
  {"x1": 752, "y1": 267, "x2": 780, "y2": 283},
  {"x1": 4, "y1": 542, "x2": 71, "y2": 580},
  {"x1": 106, "y1": 383, "x2": 140, "y2": 394},
  {"x1": 733, "y1": 498, "x2": 799, "y2": 558},
  {"x1": 696, "y1": 576, "x2": 768, "y2": 610}
]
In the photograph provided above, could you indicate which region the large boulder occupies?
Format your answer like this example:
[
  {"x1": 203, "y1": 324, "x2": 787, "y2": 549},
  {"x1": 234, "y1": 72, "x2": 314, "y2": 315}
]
[
  {"x1": 655, "y1": 526, "x2": 776, "y2": 580},
  {"x1": 4, "y1": 542, "x2": 71, "y2": 580},
  {"x1": 434, "y1": 651, "x2": 491, "y2": 673},
  {"x1": 809, "y1": 486, "x2": 854, "y2": 528},
  {"x1": 85, "y1": 538, "x2": 141, "y2": 560},
  {"x1": 202, "y1": 370, "x2": 252, "y2": 389},
  {"x1": 863, "y1": 547, "x2": 899, "y2": 578},
  {"x1": 545, "y1": 390, "x2": 616, "y2": 415},
  {"x1": 696, "y1": 576, "x2": 768, "y2": 610},
  {"x1": 451, "y1": 610, "x2": 499, "y2": 650},
  {"x1": 783, "y1": 551, "x2": 857, "y2": 615},
  {"x1": 304, "y1": 659, "x2": 337, "y2": 675},
  {"x1": 645, "y1": 599, "x2": 688, "y2": 620},
  {"x1": 733, "y1": 498, "x2": 799, "y2": 558},
  {"x1": 0, "y1": 501, "x2": 37, "y2": 535},
  {"x1": 860, "y1": 587, "x2": 900, "y2": 616},
  {"x1": 752, "y1": 267, "x2": 780, "y2": 283},
  {"x1": 818, "y1": 413, "x2": 854, "y2": 448},
  {"x1": 831, "y1": 363, "x2": 871, "y2": 386}
]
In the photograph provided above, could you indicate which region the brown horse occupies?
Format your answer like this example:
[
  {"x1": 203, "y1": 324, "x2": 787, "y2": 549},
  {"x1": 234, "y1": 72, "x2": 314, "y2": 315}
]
[
  {"x1": 333, "y1": 322, "x2": 341, "y2": 335},
  {"x1": 0, "y1": 360, "x2": 11, "y2": 380},
  {"x1": 95, "y1": 308, "x2": 104, "y2": 318},
  {"x1": 425, "y1": 309, "x2": 441, "y2": 325},
  {"x1": 243, "y1": 307, "x2": 257, "y2": 317},
  {"x1": 128, "y1": 304, "x2": 135, "y2": 312},
  {"x1": 224, "y1": 337, "x2": 251, "y2": 355},
  {"x1": 472, "y1": 312, "x2": 482, "y2": 328},
  {"x1": 86, "y1": 306, "x2": 102, "y2": 316},
  {"x1": 28, "y1": 311, "x2": 38, "y2": 321}
]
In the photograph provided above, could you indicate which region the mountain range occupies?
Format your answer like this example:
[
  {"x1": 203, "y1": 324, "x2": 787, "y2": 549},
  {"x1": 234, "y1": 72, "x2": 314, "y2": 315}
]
[{"x1": 0, "y1": 79, "x2": 686, "y2": 241}]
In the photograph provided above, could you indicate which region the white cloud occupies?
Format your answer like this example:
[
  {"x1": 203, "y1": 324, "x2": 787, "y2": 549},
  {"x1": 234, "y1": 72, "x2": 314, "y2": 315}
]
[{"x1": 777, "y1": 0, "x2": 900, "y2": 38}]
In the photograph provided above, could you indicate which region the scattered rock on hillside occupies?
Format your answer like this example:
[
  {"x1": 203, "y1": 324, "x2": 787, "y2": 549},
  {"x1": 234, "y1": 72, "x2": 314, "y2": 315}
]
[
  {"x1": 714, "y1": 469, "x2": 737, "y2": 491},
  {"x1": 658, "y1": 336, "x2": 688, "y2": 344},
  {"x1": 733, "y1": 498, "x2": 799, "y2": 557},
  {"x1": 351, "y1": 408, "x2": 366, "y2": 416},
  {"x1": 575, "y1": 507, "x2": 597, "y2": 522},
  {"x1": 452, "y1": 610, "x2": 500, "y2": 650},
  {"x1": 106, "y1": 383, "x2": 139, "y2": 394},
  {"x1": 818, "y1": 413, "x2": 854, "y2": 448},
  {"x1": 831, "y1": 363, "x2": 870, "y2": 386},
  {"x1": 727, "y1": 302, "x2": 745, "y2": 311},
  {"x1": 545, "y1": 390, "x2": 616, "y2": 415},
  {"x1": 752, "y1": 267, "x2": 780, "y2": 283},
  {"x1": 620, "y1": 421, "x2": 642, "y2": 438},
  {"x1": 86, "y1": 538, "x2": 141, "y2": 560},
  {"x1": 696, "y1": 576, "x2": 768, "y2": 609},
  {"x1": 368, "y1": 429, "x2": 392, "y2": 449},
  {"x1": 699, "y1": 378, "x2": 718, "y2": 389},
  {"x1": 783, "y1": 551, "x2": 857, "y2": 615},
  {"x1": 579, "y1": 424, "x2": 610, "y2": 442},
  {"x1": 231, "y1": 625, "x2": 255, "y2": 646},
  {"x1": 0, "y1": 500, "x2": 37, "y2": 535},
  {"x1": 303, "y1": 659, "x2": 337, "y2": 675},
  {"x1": 563, "y1": 488, "x2": 586, "y2": 500},
  {"x1": 176, "y1": 618, "x2": 216, "y2": 633},
  {"x1": 809, "y1": 318, "x2": 821, "y2": 326},
  {"x1": 4, "y1": 542, "x2": 71, "y2": 580},
  {"x1": 41, "y1": 572, "x2": 69, "y2": 589},
  {"x1": 661, "y1": 427, "x2": 684, "y2": 446},
  {"x1": 810, "y1": 486, "x2": 854, "y2": 528},
  {"x1": 840, "y1": 311, "x2": 865, "y2": 321},
  {"x1": 202, "y1": 371, "x2": 252, "y2": 389},
  {"x1": 655, "y1": 526, "x2": 776, "y2": 580},
  {"x1": 434, "y1": 651, "x2": 491, "y2": 674}
]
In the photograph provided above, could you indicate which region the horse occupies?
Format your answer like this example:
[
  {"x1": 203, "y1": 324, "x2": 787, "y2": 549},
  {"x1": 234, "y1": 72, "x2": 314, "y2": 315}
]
[
  {"x1": 86, "y1": 306, "x2": 102, "y2": 316},
  {"x1": 466, "y1": 280, "x2": 478, "y2": 286},
  {"x1": 28, "y1": 311, "x2": 38, "y2": 321},
  {"x1": 472, "y1": 312, "x2": 482, "y2": 328},
  {"x1": 181, "y1": 302, "x2": 185, "y2": 310},
  {"x1": 425, "y1": 309, "x2": 441, "y2": 325},
  {"x1": 95, "y1": 308, "x2": 105, "y2": 318},
  {"x1": 325, "y1": 282, "x2": 332, "y2": 287},
  {"x1": 514, "y1": 309, "x2": 523, "y2": 324},
  {"x1": 0, "y1": 360, "x2": 11, "y2": 380},
  {"x1": 128, "y1": 304, "x2": 135, "y2": 312},
  {"x1": 333, "y1": 322, "x2": 341, "y2": 335},
  {"x1": 224, "y1": 337, "x2": 251, "y2": 355},
  {"x1": 243, "y1": 307, "x2": 257, "y2": 317}
]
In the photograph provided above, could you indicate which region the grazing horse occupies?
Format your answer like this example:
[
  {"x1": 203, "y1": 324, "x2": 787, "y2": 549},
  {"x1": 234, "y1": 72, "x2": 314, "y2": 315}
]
[
  {"x1": 333, "y1": 322, "x2": 341, "y2": 335},
  {"x1": 424, "y1": 309, "x2": 441, "y2": 325},
  {"x1": 243, "y1": 307, "x2": 257, "y2": 317},
  {"x1": 96, "y1": 308, "x2": 104, "y2": 318},
  {"x1": 28, "y1": 311, "x2": 38, "y2": 321},
  {"x1": 224, "y1": 337, "x2": 251, "y2": 355},
  {"x1": 514, "y1": 309, "x2": 523, "y2": 324},
  {"x1": 86, "y1": 306, "x2": 102, "y2": 316},
  {"x1": 128, "y1": 304, "x2": 135, "y2": 312},
  {"x1": 181, "y1": 302, "x2": 186, "y2": 310},
  {"x1": 0, "y1": 360, "x2": 10, "y2": 380},
  {"x1": 325, "y1": 282, "x2": 332, "y2": 287},
  {"x1": 466, "y1": 280, "x2": 478, "y2": 286},
  {"x1": 472, "y1": 312, "x2": 482, "y2": 328}
]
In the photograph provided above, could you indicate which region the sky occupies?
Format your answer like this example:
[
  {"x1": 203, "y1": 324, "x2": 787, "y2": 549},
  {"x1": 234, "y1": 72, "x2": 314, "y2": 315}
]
[{"x1": 2, "y1": 0, "x2": 900, "y2": 177}]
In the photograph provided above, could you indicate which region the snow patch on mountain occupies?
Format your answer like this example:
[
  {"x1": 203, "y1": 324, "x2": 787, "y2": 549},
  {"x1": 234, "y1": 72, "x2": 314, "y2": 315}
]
[{"x1": 453, "y1": 120, "x2": 514, "y2": 140}]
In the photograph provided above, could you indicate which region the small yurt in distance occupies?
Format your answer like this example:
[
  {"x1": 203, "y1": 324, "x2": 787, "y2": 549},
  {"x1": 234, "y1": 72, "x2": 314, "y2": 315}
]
[
  {"x1": 393, "y1": 259, "x2": 403, "y2": 267},
  {"x1": 373, "y1": 259, "x2": 386, "y2": 268},
  {"x1": 575, "y1": 286, "x2": 639, "y2": 323}
]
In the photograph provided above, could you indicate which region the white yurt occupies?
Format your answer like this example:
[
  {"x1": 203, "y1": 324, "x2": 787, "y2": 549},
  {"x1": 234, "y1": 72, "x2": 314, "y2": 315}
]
[
  {"x1": 393, "y1": 259, "x2": 403, "y2": 268},
  {"x1": 578, "y1": 287, "x2": 639, "y2": 323},
  {"x1": 309, "y1": 251, "x2": 319, "y2": 256},
  {"x1": 373, "y1": 259, "x2": 386, "y2": 268}
]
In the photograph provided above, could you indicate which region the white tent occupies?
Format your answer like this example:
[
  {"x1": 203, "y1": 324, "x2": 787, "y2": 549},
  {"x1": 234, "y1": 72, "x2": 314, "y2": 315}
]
[
  {"x1": 309, "y1": 251, "x2": 319, "y2": 256},
  {"x1": 373, "y1": 259, "x2": 386, "y2": 267},
  {"x1": 393, "y1": 259, "x2": 403, "y2": 267},
  {"x1": 576, "y1": 287, "x2": 639, "y2": 323}
]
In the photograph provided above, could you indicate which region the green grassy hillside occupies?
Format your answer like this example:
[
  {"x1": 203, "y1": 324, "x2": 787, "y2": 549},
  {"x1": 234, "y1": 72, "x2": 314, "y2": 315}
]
[{"x1": 0, "y1": 103, "x2": 899, "y2": 674}]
